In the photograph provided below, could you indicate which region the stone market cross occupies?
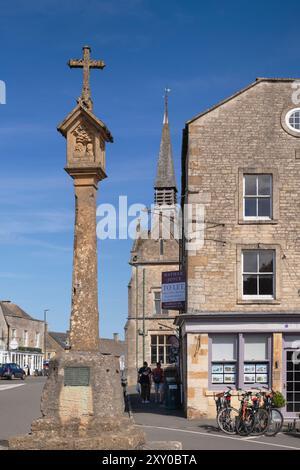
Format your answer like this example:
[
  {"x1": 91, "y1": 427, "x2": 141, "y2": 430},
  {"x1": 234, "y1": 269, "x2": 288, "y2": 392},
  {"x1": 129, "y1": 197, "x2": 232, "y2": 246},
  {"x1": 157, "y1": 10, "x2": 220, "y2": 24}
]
[{"x1": 68, "y1": 45, "x2": 105, "y2": 110}]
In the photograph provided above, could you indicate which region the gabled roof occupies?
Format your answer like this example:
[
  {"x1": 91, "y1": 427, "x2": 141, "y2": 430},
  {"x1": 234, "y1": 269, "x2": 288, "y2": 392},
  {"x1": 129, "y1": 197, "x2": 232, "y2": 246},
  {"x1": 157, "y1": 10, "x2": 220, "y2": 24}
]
[
  {"x1": 57, "y1": 104, "x2": 113, "y2": 142},
  {"x1": 46, "y1": 330, "x2": 125, "y2": 356},
  {"x1": 0, "y1": 301, "x2": 37, "y2": 321},
  {"x1": 99, "y1": 338, "x2": 125, "y2": 357},
  {"x1": 186, "y1": 77, "x2": 300, "y2": 125},
  {"x1": 48, "y1": 331, "x2": 68, "y2": 349}
]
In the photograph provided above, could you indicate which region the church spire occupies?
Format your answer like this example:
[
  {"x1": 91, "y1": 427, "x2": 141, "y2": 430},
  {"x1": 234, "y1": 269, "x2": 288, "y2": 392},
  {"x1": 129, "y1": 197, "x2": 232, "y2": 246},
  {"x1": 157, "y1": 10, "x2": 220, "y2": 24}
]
[{"x1": 154, "y1": 88, "x2": 177, "y2": 206}]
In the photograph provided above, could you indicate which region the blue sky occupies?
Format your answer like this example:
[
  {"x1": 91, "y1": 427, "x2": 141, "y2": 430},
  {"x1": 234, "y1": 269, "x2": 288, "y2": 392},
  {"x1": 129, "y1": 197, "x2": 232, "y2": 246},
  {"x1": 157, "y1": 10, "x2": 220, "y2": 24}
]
[{"x1": 0, "y1": 0, "x2": 300, "y2": 338}]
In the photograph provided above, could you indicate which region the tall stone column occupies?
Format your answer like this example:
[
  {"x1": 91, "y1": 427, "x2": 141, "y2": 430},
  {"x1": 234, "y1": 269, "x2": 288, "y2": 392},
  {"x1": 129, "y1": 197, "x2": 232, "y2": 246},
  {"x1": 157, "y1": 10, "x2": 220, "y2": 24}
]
[
  {"x1": 69, "y1": 176, "x2": 99, "y2": 351},
  {"x1": 9, "y1": 45, "x2": 145, "y2": 450}
]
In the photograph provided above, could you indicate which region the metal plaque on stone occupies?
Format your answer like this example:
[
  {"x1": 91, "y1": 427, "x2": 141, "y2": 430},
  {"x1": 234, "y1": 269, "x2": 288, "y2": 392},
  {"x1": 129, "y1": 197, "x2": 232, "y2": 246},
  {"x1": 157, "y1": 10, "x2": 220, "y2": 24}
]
[{"x1": 64, "y1": 366, "x2": 90, "y2": 386}]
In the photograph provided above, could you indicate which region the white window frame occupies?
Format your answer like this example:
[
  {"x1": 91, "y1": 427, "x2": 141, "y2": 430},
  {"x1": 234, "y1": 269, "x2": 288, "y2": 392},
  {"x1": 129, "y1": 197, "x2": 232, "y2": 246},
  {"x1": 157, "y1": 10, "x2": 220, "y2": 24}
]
[
  {"x1": 285, "y1": 108, "x2": 300, "y2": 133},
  {"x1": 153, "y1": 290, "x2": 168, "y2": 316},
  {"x1": 151, "y1": 335, "x2": 171, "y2": 365},
  {"x1": 242, "y1": 250, "x2": 275, "y2": 300},
  {"x1": 243, "y1": 174, "x2": 272, "y2": 220},
  {"x1": 23, "y1": 330, "x2": 28, "y2": 347},
  {"x1": 153, "y1": 290, "x2": 162, "y2": 315},
  {"x1": 35, "y1": 332, "x2": 40, "y2": 348}
]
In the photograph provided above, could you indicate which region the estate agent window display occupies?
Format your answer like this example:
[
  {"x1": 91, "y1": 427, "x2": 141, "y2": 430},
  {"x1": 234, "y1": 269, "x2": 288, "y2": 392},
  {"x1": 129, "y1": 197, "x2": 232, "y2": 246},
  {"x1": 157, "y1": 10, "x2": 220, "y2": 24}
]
[{"x1": 209, "y1": 333, "x2": 272, "y2": 390}]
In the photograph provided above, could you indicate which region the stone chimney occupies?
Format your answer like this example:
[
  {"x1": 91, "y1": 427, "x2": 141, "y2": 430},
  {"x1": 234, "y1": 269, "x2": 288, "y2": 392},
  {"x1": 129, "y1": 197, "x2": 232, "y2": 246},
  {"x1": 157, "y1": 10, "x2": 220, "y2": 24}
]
[{"x1": 113, "y1": 333, "x2": 119, "y2": 342}]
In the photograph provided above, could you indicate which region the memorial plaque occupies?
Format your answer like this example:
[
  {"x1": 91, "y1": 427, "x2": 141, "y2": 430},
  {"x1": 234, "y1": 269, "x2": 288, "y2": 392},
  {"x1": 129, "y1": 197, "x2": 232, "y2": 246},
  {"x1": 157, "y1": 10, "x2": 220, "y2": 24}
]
[{"x1": 64, "y1": 367, "x2": 90, "y2": 386}]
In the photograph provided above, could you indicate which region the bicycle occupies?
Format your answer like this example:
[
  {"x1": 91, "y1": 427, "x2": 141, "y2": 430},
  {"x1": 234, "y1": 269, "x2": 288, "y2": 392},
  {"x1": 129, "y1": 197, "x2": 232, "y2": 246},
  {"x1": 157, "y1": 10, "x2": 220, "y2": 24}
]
[
  {"x1": 235, "y1": 390, "x2": 256, "y2": 436},
  {"x1": 215, "y1": 387, "x2": 240, "y2": 435},
  {"x1": 261, "y1": 387, "x2": 284, "y2": 436},
  {"x1": 249, "y1": 389, "x2": 269, "y2": 436}
]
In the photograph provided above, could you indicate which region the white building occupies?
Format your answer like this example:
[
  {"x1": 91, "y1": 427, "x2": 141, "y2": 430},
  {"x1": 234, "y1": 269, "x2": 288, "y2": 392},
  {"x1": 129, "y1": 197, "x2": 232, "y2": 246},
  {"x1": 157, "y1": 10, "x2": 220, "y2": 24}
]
[{"x1": 0, "y1": 301, "x2": 44, "y2": 372}]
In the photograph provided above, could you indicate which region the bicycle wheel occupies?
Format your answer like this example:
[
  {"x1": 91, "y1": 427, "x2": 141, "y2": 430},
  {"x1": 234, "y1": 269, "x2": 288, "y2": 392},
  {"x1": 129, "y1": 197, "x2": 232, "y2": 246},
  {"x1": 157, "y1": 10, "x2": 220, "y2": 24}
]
[
  {"x1": 251, "y1": 408, "x2": 269, "y2": 436},
  {"x1": 265, "y1": 408, "x2": 284, "y2": 436},
  {"x1": 217, "y1": 407, "x2": 239, "y2": 435},
  {"x1": 236, "y1": 409, "x2": 255, "y2": 436}
]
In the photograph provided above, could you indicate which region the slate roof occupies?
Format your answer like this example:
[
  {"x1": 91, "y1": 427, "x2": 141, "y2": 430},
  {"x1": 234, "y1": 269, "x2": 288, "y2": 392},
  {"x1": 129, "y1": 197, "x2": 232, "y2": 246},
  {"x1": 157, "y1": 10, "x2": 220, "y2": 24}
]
[
  {"x1": 99, "y1": 338, "x2": 125, "y2": 357},
  {"x1": 0, "y1": 301, "x2": 39, "y2": 321},
  {"x1": 154, "y1": 107, "x2": 177, "y2": 190},
  {"x1": 47, "y1": 331, "x2": 125, "y2": 357},
  {"x1": 47, "y1": 331, "x2": 68, "y2": 349}
]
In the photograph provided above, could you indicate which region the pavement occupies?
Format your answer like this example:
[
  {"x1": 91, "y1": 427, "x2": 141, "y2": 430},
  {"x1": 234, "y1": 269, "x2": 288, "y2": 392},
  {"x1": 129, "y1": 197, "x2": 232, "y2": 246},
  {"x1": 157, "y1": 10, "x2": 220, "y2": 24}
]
[
  {"x1": 129, "y1": 389, "x2": 300, "y2": 450},
  {"x1": 1, "y1": 378, "x2": 300, "y2": 450},
  {"x1": 0, "y1": 376, "x2": 45, "y2": 447}
]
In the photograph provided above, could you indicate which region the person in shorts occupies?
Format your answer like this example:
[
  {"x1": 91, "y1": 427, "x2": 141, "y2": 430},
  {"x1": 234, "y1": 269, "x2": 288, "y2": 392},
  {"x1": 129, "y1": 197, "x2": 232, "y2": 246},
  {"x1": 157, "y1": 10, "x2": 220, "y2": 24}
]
[{"x1": 152, "y1": 362, "x2": 164, "y2": 404}]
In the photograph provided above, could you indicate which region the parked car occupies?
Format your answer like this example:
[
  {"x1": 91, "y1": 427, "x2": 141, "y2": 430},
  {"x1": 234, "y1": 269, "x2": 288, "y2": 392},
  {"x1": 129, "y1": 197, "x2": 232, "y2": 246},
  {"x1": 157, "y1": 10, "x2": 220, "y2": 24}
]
[{"x1": 0, "y1": 363, "x2": 26, "y2": 380}]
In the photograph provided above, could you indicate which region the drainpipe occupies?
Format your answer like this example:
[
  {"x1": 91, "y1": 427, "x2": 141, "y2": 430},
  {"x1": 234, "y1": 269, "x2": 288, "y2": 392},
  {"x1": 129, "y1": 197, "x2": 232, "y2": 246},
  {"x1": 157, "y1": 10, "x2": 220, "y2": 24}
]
[
  {"x1": 135, "y1": 265, "x2": 139, "y2": 372},
  {"x1": 142, "y1": 268, "x2": 146, "y2": 364},
  {"x1": 7, "y1": 324, "x2": 10, "y2": 362}
]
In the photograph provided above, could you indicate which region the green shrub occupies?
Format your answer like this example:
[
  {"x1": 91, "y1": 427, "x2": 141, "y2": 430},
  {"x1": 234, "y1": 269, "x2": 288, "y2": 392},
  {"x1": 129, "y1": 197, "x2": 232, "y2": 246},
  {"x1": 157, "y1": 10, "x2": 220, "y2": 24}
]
[{"x1": 272, "y1": 391, "x2": 286, "y2": 408}]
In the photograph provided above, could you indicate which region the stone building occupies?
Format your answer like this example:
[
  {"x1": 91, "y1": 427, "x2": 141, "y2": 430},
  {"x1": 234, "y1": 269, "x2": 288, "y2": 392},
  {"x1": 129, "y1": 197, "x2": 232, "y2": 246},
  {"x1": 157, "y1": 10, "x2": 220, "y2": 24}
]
[
  {"x1": 45, "y1": 331, "x2": 69, "y2": 360},
  {"x1": 46, "y1": 331, "x2": 125, "y2": 360},
  {"x1": 125, "y1": 96, "x2": 180, "y2": 385},
  {"x1": 0, "y1": 300, "x2": 44, "y2": 371},
  {"x1": 178, "y1": 78, "x2": 300, "y2": 419}
]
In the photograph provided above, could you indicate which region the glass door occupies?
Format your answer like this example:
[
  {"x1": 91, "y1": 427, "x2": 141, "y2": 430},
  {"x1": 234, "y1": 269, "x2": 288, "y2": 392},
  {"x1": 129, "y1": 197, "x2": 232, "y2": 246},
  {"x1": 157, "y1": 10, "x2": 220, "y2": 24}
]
[{"x1": 285, "y1": 349, "x2": 300, "y2": 416}]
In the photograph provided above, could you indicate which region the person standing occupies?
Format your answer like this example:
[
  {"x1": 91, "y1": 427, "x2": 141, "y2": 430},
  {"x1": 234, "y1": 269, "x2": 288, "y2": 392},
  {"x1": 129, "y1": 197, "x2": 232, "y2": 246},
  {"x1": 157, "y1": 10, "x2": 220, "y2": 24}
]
[
  {"x1": 152, "y1": 362, "x2": 164, "y2": 404},
  {"x1": 138, "y1": 361, "x2": 152, "y2": 403}
]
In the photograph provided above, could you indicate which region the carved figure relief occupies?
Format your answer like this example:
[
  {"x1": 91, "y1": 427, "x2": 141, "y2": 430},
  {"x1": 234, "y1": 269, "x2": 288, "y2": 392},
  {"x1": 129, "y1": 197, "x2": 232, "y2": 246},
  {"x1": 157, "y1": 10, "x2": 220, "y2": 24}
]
[{"x1": 73, "y1": 124, "x2": 94, "y2": 159}]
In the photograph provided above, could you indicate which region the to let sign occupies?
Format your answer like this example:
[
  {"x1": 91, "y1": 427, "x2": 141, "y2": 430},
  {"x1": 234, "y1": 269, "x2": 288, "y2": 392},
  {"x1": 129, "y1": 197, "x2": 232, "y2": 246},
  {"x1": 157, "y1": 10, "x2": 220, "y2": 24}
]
[{"x1": 162, "y1": 271, "x2": 186, "y2": 310}]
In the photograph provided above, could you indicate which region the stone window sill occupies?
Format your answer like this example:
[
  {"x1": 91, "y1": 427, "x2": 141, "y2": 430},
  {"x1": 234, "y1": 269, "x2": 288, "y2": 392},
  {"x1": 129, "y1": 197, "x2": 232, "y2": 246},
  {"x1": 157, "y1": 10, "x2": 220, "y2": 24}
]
[
  {"x1": 238, "y1": 219, "x2": 278, "y2": 225},
  {"x1": 237, "y1": 299, "x2": 281, "y2": 305}
]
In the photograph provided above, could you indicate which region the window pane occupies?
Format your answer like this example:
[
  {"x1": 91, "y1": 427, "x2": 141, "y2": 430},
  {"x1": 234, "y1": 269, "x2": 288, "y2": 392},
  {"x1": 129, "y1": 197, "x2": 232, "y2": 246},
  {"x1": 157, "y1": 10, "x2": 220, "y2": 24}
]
[
  {"x1": 154, "y1": 292, "x2": 161, "y2": 300},
  {"x1": 258, "y1": 175, "x2": 271, "y2": 196},
  {"x1": 166, "y1": 346, "x2": 171, "y2": 363},
  {"x1": 151, "y1": 336, "x2": 157, "y2": 345},
  {"x1": 244, "y1": 175, "x2": 257, "y2": 195},
  {"x1": 243, "y1": 251, "x2": 257, "y2": 272},
  {"x1": 158, "y1": 347, "x2": 164, "y2": 363},
  {"x1": 158, "y1": 336, "x2": 164, "y2": 345},
  {"x1": 258, "y1": 198, "x2": 271, "y2": 217},
  {"x1": 243, "y1": 275, "x2": 258, "y2": 295},
  {"x1": 259, "y1": 275, "x2": 273, "y2": 296},
  {"x1": 259, "y1": 251, "x2": 273, "y2": 273},
  {"x1": 151, "y1": 346, "x2": 157, "y2": 363},
  {"x1": 155, "y1": 300, "x2": 161, "y2": 315},
  {"x1": 245, "y1": 198, "x2": 257, "y2": 217},
  {"x1": 244, "y1": 335, "x2": 268, "y2": 361},
  {"x1": 211, "y1": 334, "x2": 236, "y2": 361}
]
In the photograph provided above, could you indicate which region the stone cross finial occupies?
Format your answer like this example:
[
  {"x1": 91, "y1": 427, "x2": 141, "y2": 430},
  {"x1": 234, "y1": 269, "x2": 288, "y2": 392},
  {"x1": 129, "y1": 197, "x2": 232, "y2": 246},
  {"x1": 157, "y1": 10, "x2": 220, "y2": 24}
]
[{"x1": 68, "y1": 45, "x2": 105, "y2": 111}]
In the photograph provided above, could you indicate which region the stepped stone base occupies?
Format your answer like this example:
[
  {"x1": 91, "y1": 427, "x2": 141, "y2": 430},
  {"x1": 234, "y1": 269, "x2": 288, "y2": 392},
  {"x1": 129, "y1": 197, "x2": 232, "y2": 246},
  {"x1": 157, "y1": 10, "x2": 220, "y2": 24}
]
[{"x1": 9, "y1": 351, "x2": 145, "y2": 450}]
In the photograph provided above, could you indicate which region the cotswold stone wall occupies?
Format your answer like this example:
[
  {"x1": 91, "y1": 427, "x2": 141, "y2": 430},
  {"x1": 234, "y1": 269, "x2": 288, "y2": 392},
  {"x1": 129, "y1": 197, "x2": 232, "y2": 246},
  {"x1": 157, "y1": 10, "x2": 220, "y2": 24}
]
[
  {"x1": 183, "y1": 80, "x2": 300, "y2": 418},
  {"x1": 125, "y1": 260, "x2": 179, "y2": 386},
  {"x1": 185, "y1": 80, "x2": 300, "y2": 313},
  {"x1": 125, "y1": 235, "x2": 179, "y2": 386},
  {"x1": 186, "y1": 334, "x2": 209, "y2": 419}
]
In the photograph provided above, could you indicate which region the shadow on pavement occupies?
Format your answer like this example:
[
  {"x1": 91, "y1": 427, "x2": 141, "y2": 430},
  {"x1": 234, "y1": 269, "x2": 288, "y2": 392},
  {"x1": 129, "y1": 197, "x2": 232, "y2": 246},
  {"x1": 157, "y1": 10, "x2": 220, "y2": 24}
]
[
  {"x1": 129, "y1": 391, "x2": 184, "y2": 417},
  {"x1": 197, "y1": 423, "x2": 220, "y2": 433}
]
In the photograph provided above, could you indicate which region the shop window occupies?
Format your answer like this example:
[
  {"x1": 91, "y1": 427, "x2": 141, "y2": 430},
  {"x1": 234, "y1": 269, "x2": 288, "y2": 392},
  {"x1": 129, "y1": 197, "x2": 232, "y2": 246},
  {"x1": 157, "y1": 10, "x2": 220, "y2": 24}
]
[
  {"x1": 243, "y1": 335, "x2": 270, "y2": 385},
  {"x1": 211, "y1": 334, "x2": 237, "y2": 385},
  {"x1": 209, "y1": 334, "x2": 271, "y2": 389}
]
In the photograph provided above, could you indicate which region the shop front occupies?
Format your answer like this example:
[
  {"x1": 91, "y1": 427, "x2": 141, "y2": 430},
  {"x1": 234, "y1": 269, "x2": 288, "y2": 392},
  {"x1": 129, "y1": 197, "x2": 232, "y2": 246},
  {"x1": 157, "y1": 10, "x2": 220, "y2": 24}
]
[
  {"x1": 0, "y1": 348, "x2": 43, "y2": 373},
  {"x1": 176, "y1": 312, "x2": 300, "y2": 420}
]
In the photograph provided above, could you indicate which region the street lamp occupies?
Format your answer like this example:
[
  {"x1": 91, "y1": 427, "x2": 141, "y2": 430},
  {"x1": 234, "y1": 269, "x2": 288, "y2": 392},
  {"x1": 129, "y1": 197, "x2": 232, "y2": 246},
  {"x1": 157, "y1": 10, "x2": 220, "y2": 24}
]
[{"x1": 43, "y1": 309, "x2": 49, "y2": 362}]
